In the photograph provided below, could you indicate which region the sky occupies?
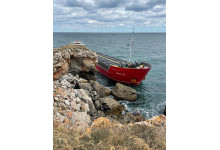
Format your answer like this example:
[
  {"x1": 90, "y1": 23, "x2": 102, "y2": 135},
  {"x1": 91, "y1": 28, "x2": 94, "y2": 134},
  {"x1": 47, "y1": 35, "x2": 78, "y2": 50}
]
[{"x1": 53, "y1": 0, "x2": 166, "y2": 32}]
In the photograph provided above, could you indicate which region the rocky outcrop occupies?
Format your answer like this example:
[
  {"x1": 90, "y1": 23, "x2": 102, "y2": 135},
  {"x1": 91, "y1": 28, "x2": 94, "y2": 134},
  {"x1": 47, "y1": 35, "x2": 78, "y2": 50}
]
[
  {"x1": 53, "y1": 71, "x2": 143, "y2": 129},
  {"x1": 53, "y1": 45, "x2": 98, "y2": 81},
  {"x1": 135, "y1": 114, "x2": 166, "y2": 129},
  {"x1": 64, "y1": 45, "x2": 98, "y2": 80},
  {"x1": 92, "y1": 81, "x2": 111, "y2": 98},
  {"x1": 53, "y1": 44, "x2": 166, "y2": 150},
  {"x1": 53, "y1": 44, "x2": 166, "y2": 136},
  {"x1": 112, "y1": 83, "x2": 137, "y2": 101},
  {"x1": 53, "y1": 75, "x2": 96, "y2": 129},
  {"x1": 99, "y1": 97, "x2": 124, "y2": 116},
  {"x1": 86, "y1": 115, "x2": 166, "y2": 134},
  {"x1": 53, "y1": 48, "x2": 70, "y2": 80},
  {"x1": 117, "y1": 112, "x2": 146, "y2": 124}
]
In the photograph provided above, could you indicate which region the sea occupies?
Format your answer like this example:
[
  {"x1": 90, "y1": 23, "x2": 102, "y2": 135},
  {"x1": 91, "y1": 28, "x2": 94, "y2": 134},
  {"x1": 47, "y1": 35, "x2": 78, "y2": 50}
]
[{"x1": 53, "y1": 32, "x2": 166, "y2": 119}]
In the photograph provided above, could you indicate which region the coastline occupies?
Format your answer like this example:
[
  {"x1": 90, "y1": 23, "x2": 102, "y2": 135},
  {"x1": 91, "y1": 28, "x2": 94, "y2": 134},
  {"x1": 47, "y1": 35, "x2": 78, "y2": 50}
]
[{"x1": 53, "y1": 44, "x2": 166, "y2": 149}]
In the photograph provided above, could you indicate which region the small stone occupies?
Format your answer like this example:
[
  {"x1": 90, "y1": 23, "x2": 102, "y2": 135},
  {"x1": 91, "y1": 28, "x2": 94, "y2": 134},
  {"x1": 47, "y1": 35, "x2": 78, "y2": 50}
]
[
  {"x1": 55, "y1": 112, "x2": 61, "y2": 116},
  {"x1": 61, "y1": 79, "x2": 72, "y2": 88},
  {"x1": 94, "y1": 100, "x2": 101, "y2": 110},
  {"x1": 80, "y1": 102, "x2": 86, "y2": 111},
  {"x1": 79, "y1": 102, "x2": 90, "y2": 113},
  {"x1": 76, "y1": 74, "x2": 79, "y2": 79},
  {"x1": 64, "y1": 100, "x2": 70, "y2": 105},
  {"x1": 79, "y1": 83, "x2": 93, "y2": 91},
  {"x1": 78, "y1": 78, "x2": 88, "y2": 83},
  {"x1": 70, "y1": 101, "x2": 77, "y2": 111},
  {"x1": 76, "y1": 97, "x2": 81, "y2": 103},
  {"x1": 54, "y1": 97, "x2": 58, "y2": 101},
  {"x1": 91, "y1": 91, "x2": 97, "y2": 96},
  {"x1": 83, "y1": 103, "x2": 90, "y2": 113},
  {"x1": 77, "y1": 104, "x2": 81, "y2": 111},
  {"x1": 69, "y1": 92, "x2": 76, "y2": 100}
]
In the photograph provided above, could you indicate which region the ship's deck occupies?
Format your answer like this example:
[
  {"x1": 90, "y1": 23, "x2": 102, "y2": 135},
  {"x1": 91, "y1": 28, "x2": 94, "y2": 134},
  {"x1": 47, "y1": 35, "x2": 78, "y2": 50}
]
[{"x1": 96, "y1": 52, "x2": 128, "y2": 70}]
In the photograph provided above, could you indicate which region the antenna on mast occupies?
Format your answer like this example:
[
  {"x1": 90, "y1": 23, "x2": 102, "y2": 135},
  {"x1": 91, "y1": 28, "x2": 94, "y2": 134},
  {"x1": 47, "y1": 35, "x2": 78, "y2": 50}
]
[{"x1": 129, "y1": 28, "x2": 134, "y2": 62}]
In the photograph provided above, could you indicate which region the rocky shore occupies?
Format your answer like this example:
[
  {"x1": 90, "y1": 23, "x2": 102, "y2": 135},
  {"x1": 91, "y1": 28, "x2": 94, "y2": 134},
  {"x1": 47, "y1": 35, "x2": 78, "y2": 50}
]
[{"x1": 53, "y1": 44, "x2": 166, "y2": 149}]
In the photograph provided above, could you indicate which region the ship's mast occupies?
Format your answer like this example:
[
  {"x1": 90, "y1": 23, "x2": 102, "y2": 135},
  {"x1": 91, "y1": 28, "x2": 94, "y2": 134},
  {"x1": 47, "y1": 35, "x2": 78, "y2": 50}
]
[{"x1": 129, "y1": 28, "x2": 134, "y2": 62}]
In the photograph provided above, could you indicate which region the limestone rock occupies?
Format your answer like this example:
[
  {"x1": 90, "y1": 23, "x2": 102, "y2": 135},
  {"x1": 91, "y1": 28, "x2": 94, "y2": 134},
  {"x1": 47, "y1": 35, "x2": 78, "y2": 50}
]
[
  {"x1": 64, "y1": 100, "x2": 70, "y2": 106},
  {"x1": 94, "y1": 100, "x2": 101, "y2": 110},
  {"x1": 92, "y1": 81, "x2": 111, "y2": 98},
  {"x1": 70, "y1": 101, "x2": 77, "y2": 111},
  {"x1": 118, "y1": 112, "x2": 135, "y2": 124},
  {"x1": 75, "y1": 97, "x2": 81, "y2": 103},
  {"x1": 135, "y1": 115, "x2": 166, "y2": 129},
  {"x1": 53, "y1": 49, "x2": 70, "y2": 80},
  {"x1": 112, "y1": 83, "x2": 137, "y2": 101},
  {"x1": 80, "y1": 102, "x2": 90, "y2": 113},
  {"x1": 79, "y1": 83, "x2": 93, "y2": 91},
  {"x1": 60, "y1": 79, "x2": 72, "y2": 88},
  {"x1": 99, "y1": 97, "x2": 124, "y2": 116},
  {"x1": 59, "y1": 73, "x2": 77, "y2": 88},
  {"x1": 70, "y1": 112, "x2": 91, "y2": 130},
  {"x1": 77, "y1": 104, "x2": 81, "y2": 111},
  {"x1": 53, "y1": 45, "x2": 98, "y2": 81},
  {"x1": 66, "y1": 45, "x2": 98, "y2": 80},
  {"x1": 134, "y1": 115, "x2": 146, "y2": 122},
  {"x1": 97, "y1": 110, "x2": 105, "y2": 118},
  {"x1": 77, "y1": 78, "x2": 88, "y2": 84}
]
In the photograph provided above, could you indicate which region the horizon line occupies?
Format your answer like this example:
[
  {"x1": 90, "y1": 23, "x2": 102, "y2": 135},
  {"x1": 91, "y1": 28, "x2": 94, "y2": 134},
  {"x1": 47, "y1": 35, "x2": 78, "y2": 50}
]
[{"x1": 53, "y1": 31, "x2": 166, "y2": 33}]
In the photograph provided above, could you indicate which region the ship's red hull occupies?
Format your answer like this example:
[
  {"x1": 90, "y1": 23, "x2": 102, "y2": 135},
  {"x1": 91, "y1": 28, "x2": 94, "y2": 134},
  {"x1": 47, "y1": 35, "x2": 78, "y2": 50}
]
[{"x1": 96, "y1": 65, "x2": 151, "y2": 86}]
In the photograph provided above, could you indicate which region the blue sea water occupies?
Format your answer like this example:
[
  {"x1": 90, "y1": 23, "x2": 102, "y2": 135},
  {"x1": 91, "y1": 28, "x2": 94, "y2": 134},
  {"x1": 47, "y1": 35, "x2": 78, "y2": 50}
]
[{"x1": 53, "y1": 32, "x2": 166, "y2": 118}]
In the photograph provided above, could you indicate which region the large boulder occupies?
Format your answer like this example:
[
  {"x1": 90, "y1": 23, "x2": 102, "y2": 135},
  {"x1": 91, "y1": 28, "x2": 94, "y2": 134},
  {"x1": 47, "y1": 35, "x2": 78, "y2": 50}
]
[
  {"x1": 92, "y1": 81, "x2": 111, "y2": 98},
  {"x1": 53, "y1": 45, "x2": 98, "y2": 80},
  {"x1": 78, "y1": 83, "x2": 93, "y2": 91},
  {"x1": 112, "y1": 83, "x2": 137, "y2": 101},
  {"x1": 99, "y1": 97, "x2": 124, "y2": 116}
]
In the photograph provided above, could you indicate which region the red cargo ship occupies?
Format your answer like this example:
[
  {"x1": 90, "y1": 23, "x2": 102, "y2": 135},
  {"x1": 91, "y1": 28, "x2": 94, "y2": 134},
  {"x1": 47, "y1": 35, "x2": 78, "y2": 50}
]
[
  {"x1": 95, "y1": 28, "x2": 151, "y2": 86},
  {"x1": 96, "y1": 52, "x2": 151, "y2": 86}
]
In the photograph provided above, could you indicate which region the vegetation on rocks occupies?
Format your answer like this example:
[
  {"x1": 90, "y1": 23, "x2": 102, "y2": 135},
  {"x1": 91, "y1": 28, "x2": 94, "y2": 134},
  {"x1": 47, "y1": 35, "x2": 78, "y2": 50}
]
[{"x1": 54, "y1": 117, "x2": 166, "y2": 150}]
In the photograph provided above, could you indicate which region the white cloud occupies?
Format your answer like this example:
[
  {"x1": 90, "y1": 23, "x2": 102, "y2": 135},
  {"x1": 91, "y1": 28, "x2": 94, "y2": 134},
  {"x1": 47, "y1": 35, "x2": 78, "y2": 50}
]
[
  {"x1": 144, "y1": 21, "x2": 150, "y2": 24},
  {"x1": 53, "y1": 0, "x2": 166, "y2": 31},
  {"x1": 88, "y1": 20, "x2": 99, "y2": 24}
]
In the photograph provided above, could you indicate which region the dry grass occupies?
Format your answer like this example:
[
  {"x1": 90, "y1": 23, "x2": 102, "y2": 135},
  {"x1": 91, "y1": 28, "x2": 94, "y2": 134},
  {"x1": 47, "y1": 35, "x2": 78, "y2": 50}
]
[{"x1": 54, "y1": 121, "x2": 166, "y2": 150}]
